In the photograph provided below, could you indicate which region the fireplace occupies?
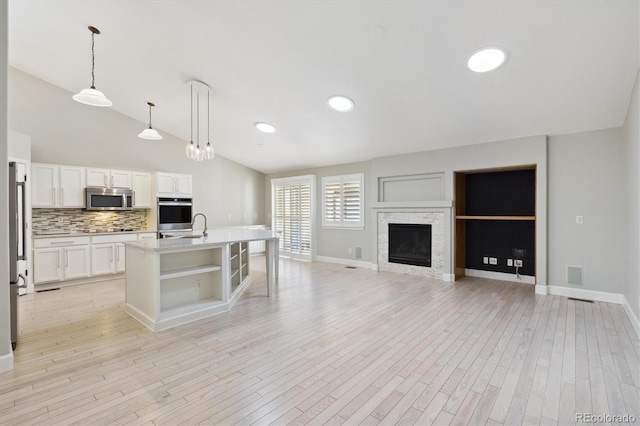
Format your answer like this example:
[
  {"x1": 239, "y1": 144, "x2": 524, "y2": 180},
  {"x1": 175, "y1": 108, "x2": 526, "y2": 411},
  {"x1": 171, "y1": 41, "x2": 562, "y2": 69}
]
[{"x1": 388, "y1": 223, "x2": 432, "y2": 267}]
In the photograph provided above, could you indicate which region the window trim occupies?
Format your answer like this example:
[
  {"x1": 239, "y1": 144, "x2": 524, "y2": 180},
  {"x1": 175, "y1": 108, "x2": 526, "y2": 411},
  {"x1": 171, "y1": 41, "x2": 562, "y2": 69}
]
[{"x1": 321, "y1": 173, "x2": 365, "y2": 230}]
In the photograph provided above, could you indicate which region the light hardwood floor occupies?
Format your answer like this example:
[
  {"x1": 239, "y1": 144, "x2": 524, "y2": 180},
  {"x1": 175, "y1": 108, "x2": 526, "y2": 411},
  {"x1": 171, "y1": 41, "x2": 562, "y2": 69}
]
[{"x1": 1, "y1": 258, "x2": 639, "y2": 425}]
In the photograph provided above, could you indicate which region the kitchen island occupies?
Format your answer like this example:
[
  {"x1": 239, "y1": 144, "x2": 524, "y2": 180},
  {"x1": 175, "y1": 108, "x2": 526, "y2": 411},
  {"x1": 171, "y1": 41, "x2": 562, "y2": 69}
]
[{"x1": 124, "y1": 228, "x2": 278, "y2": 331}]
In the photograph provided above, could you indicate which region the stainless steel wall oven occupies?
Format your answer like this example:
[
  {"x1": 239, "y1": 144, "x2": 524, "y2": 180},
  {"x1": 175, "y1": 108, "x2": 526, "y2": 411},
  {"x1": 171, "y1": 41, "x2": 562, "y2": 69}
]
[{"x1": 157, "y1": 197, "x2": 193, "y2": 232}]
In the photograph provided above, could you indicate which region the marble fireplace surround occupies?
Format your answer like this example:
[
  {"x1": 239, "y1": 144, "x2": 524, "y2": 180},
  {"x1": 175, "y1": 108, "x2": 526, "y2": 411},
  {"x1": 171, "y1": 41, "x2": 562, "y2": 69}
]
[{"x1": 372, "y1": 201, "x2": 454, "y2": 281}]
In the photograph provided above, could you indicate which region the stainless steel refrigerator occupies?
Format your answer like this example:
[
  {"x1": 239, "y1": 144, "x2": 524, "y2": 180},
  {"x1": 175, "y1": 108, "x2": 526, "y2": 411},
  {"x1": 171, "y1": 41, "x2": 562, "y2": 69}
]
[{"x1": 9, "y1": 162, "x2": 27, "y2": 350}]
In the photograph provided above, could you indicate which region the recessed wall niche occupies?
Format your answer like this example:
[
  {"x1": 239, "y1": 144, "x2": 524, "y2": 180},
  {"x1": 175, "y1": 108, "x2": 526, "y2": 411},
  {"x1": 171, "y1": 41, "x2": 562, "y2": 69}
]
[{"x1": 454, "y1": 166, "x2": 536, "y2": 281}]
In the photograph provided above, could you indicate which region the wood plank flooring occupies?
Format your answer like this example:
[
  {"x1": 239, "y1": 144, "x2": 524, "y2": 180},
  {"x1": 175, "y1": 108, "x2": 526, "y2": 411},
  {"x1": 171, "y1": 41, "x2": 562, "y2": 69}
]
[{"x1": 1, "y1": 258, "x2": 638, "y2": 425}]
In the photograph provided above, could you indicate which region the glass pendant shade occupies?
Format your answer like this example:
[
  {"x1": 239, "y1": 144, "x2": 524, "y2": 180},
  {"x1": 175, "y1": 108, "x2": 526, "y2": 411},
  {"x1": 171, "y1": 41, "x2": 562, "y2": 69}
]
[
  {"x1": 138, "y1": 127, "x2": 162, "y2": 140},
  {"x1": 194, "y1": 145, "x2": 204, "y2": 162},
  {"x1": 73, "y1": 87, "x2": 113, "y2": 107},
  {"x1": 185, "y1": 140, "x2": 197, "y2": 158},
  {"x1": 203, "y1": 142, "x2": 215, "y2": 160}
]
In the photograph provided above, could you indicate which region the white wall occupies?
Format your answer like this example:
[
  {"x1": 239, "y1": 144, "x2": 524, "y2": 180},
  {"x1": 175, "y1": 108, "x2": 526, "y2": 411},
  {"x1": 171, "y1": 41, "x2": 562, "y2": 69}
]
[
  {"x1": 266, "y1": 161, "x2": 372, "y2": 263},
  {"x1": 547, "y1": 128, "x2": 625, "y2": 293},
  {"x1": 622, "y1": 70, "x2": 639, "y2": 322},
  {"x1": 8, "y1": 67, "x2": 265, "y2": 228},
  {"x1": 1, "y1": 0, "x2": 14, "y2": 373}
]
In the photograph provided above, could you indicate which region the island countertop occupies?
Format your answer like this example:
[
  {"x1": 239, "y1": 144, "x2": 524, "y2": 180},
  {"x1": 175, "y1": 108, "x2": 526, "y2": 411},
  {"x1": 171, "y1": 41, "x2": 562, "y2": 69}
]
[{"x1": 125, "y1": 228, "x2": 278, "y2": 252}]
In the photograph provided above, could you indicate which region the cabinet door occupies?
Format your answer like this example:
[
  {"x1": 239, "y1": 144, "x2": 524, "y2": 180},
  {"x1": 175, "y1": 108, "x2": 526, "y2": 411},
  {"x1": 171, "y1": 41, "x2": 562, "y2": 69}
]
[
  {"x1": 64, "y1": 246, "x2": 91, "y2": 279},
  {"x1": 115, "y1": 243, "x2": 126, "y2": 272},
  {"x1": 110, "y1": 170, "x2": 132, "y2": 189},
  {"x1": 156, "y1": 173, "x2": 175, "y2": 195},
  {"x1": 31, "y1": 163, "x2": 58, "y2": 207},
  {"x1": 91, "y1": 244, "x2": 115, "y2": 275},
  {"x1": 59, "y1": 166, "x2": 86, "y2": 208},
  {"x1": 132, "y1": 172, "x2": 151, "y2": 208},
  {"x1": 87, "y1": 168, "x2": 110, "y2": 187},
  {"x1": 34, "y1": 248, "x2": 62, "y2": 283},
  {"x1": 174, "y1": 174, "x2": 192, "y2": 196}
]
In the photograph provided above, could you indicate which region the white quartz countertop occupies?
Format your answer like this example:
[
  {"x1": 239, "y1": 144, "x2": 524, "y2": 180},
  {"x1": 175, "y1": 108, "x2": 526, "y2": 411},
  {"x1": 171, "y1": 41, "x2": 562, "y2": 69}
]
[
  {"x1": 125, "y1": 228, "x2": 278, "y2": 252},
  {"x1": 33, "y1": 230, "x2": 157, "y2": 239}
]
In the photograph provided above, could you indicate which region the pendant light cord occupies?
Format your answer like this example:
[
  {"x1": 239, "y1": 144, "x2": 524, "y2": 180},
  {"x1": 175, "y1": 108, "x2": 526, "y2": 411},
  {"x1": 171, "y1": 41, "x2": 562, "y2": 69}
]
[
  {"x1": 196, "y1": 92, "x2": 200, "y2": 147},
  {"x1": 190, "y1": 84, "x2": 193, "y2": 143},
  {"x1": 207, "y1": 90, "x2": 210, "y2": 144},
  {"x1": 90, "y1": 31, "x2": 96, "y2": 89},
  {"x1": 148, "y1": 104, "x2": 152, "y2": 128}
]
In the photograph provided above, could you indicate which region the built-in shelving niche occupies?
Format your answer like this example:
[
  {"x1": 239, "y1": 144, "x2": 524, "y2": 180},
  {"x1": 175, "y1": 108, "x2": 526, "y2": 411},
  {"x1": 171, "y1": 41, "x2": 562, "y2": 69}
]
[{"x1": 454, "y1": 165, "x2": 536, "y2": 281}]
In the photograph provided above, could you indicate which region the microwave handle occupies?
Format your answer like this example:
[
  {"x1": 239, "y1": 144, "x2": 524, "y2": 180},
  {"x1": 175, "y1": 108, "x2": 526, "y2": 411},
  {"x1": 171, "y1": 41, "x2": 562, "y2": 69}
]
[{"x1": 122, "y1": 193, "x2": 127, "y2": 208}]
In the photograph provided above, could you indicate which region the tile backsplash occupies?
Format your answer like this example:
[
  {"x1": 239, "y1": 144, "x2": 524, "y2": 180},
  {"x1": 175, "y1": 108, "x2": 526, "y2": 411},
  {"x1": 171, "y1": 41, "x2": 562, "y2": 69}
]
[{"x1": 32, "y1": 209, "x2": 148, "y2": 234}]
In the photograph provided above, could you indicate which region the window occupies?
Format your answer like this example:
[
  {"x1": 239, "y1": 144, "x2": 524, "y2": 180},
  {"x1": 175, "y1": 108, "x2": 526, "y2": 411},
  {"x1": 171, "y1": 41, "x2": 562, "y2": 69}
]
[
  {"x1": 272, "y1": 175, "x2": 316, "y2": 261},
  {"x1": 322, "y1": 173, "x2": 364, "y2": 229}
]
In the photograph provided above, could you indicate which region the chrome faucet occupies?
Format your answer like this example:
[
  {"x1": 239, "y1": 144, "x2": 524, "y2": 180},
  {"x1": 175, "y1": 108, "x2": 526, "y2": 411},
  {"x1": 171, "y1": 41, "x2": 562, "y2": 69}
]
[{"x1": 191, "y1": 213, "x2": 208, "y2": 237}]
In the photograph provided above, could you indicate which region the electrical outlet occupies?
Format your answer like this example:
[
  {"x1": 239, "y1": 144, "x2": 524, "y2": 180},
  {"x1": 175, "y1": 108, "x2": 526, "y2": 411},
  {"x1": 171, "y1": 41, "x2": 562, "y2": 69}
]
[
  {"x1": 514, "y1": 259, "x2": 523, "y2": 267},
  {"x1": 507, "y1": 259, "x2": 513, "y2": 267},
  {"x1": 228, "y1": 213, "x2": 232, "y2": 219},
  {"x1": 483, "y1": 257, "x2": 489, "y2": 264},
  {"x1": 348, "y1": 248, "x2": 353, "y2": 254},
  {"x1": 489, "y1": 257, "x2": 497, "y2": 265},
  {"x1": 576, "y1": 215, "x2": 583, "y2": 224}
]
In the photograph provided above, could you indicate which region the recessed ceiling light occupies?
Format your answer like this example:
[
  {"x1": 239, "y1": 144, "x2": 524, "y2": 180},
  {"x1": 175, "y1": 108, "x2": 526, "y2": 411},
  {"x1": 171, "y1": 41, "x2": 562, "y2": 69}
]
[
  {"x1": 327, "y1": 95, "x2": 355, "y2": 112},
  {"x1": 255, "y1": 122, "x2": 276, "y2": 133},
  {"x1": 467, "y1": 47, "x2": 508, "y2": 73}
]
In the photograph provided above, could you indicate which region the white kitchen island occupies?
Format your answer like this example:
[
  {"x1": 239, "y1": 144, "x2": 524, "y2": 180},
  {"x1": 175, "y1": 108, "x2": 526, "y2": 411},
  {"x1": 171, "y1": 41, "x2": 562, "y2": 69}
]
[{"x1": 124, "y1": 228, "x2": 278, "y2": 331}]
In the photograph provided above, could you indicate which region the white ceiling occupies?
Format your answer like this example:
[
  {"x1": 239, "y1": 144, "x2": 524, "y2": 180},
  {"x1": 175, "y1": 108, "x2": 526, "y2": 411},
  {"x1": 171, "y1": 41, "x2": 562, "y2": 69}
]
[{"x1": 8, "y1": 0, "x2": 639, "y2": 174}]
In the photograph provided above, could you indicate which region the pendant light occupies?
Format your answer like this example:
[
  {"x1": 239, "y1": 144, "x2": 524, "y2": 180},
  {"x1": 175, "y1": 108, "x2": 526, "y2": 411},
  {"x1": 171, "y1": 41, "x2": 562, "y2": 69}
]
[
  {"x1": 185, "y1": 83, "x2": 197, "y2": 158},
  {"x1": 185, "y1": 80, "x2": 214, "y2": 161},
  {"x1": 72, "y1": 26, "x2": 112, "y2": 107},
  {"x1": 203, "y1": 90, "x2": 215, "y2": 160},
  {"x1": 138, "y1": 102, "x2": 163, "y2": 140}
]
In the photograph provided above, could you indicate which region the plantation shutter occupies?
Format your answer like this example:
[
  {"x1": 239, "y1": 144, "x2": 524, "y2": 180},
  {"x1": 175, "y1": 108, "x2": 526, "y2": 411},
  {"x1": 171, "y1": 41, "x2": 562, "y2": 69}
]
[
  {"x1": 272, "y1": 176, "x2": 315, "y2": 260},
  {"x1": 322, "y1": 174, "x2": 364, "y2": 228}
]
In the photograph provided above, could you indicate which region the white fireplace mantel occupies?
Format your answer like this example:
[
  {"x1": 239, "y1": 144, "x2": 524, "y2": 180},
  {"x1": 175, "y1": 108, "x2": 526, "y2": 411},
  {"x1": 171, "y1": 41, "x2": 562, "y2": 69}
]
[{"x1": 371, "y1": 201, "x2": 454, "y2": 210}]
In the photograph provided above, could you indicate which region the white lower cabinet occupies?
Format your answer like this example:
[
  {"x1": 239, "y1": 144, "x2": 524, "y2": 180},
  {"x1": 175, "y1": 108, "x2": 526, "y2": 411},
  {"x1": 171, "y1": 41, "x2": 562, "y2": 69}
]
[
  {"x1": 91, "y1": 244, "x2": 116, "y2": 276},
  {"x1": 64, "y1": 246, "x2": 91, "y2": 279},
  {"x1": 33, "y1": 236, "x2": 91, "y2": 284},
  {"x1": 34, "y1": 233, "x2": 152, "y2": 285},
  {"x1": 90, "y1": 234, "x2": 138, "y2": 276}
]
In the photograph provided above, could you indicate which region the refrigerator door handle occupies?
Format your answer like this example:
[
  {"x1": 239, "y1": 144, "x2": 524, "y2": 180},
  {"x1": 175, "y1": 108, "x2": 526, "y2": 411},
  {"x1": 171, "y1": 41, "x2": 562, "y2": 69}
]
[
  {"x1": 18, "y1": 181, "x2": 26, "y2": 261},
  {"x1": 17, "y1": 274, "x2": 27, "y2": 290}
]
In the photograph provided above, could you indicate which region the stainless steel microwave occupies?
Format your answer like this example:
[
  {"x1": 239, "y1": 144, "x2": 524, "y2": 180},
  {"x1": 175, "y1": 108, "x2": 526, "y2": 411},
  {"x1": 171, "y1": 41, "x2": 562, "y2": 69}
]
[{"x1": 85, "y1": 187, "x2": 134, "y2": 211}]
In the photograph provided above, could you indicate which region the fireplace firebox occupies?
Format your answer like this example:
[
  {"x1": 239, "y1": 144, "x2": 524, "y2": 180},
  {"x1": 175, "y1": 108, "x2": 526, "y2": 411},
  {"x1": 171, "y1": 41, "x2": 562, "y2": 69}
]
[{"x1": 388, "y1": 223, "x2": 432, "y2": 267}]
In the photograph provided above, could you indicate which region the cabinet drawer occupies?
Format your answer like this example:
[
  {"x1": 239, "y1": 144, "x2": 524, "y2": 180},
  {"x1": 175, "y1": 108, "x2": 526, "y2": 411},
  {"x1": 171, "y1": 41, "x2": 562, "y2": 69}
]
[
  {"x1": 138, "y1": 232, "x2": 157, "y2": 240},
  {"x1": 91, "y1": 234, "x2": 138, "y2": 244},
  {"x1": 34, "y1": 236, "x2": 91, "y2": 248}
]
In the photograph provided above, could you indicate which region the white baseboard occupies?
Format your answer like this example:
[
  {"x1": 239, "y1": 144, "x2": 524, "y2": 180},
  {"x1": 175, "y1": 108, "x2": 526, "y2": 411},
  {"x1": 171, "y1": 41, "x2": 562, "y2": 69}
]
[
  {"x1": 0, "y1": 350, "x2": 14, "y2": 374},
  {"x1": 465, "y1": 269, "x2": 535, "y2": 284},
  {"x1": 622, "y1": 295, "x2": 640, "y2": 338},
  {"x1": 546, "y1": 285, "x2": 625, "y2": 304},
  {"x1": 316, "y1": 256, "x2": 376, "y2": 270},
  {"x1": 442, "y1": 273, "x2": 455, "y2": 282},
  {"x1": 535, "y1": 285, "x2": 549, "y2": 295}
]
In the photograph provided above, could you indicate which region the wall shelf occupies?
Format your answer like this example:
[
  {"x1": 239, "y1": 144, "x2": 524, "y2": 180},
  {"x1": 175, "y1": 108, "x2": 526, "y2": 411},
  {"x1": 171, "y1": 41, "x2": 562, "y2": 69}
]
[{"x1": 455, "y1": 215, "x2": 536, "y2": 221}]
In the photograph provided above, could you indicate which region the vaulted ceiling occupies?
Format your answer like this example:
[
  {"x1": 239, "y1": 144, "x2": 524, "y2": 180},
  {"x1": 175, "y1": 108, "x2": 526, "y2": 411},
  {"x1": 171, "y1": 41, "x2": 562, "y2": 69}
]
[{"x1": 8, "y1": 1, "x2": 639, "y2": 173}]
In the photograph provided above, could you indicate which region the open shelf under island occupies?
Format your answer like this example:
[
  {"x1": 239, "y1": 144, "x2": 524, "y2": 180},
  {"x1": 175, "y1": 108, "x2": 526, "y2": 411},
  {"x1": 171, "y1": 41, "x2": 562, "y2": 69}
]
[{"x1": 124, "y1": 228, "x2": 278, "y2": 331}]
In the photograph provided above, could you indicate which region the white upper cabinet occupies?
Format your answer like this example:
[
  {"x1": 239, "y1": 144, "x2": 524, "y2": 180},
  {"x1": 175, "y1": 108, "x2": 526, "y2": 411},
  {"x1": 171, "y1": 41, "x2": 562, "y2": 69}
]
[
  {"x1": 87, "y1": 168, "x2": 132, "y2": 189},
  {"x1": 132, "y1": 172, "x2": 152, "y2": 208},
  {"x1": 156, "y1": 173, "x2": 192, "y2": 197},
  {"x1": 31, "y1": 163, "x2": 57, "y2": 207},
  {"x1": 58, "y1": 166, "x2": 86, "y2": 207},
  {"x1": 32, "y1": 163, "x2": 86, "y2": 208}
]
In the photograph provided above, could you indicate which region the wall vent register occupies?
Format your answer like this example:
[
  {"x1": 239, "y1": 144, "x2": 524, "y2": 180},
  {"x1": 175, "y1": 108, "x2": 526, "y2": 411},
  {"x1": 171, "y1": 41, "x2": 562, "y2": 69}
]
[{"x1": 388, "y1": 223, "x2": 432, "y2": 267}]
